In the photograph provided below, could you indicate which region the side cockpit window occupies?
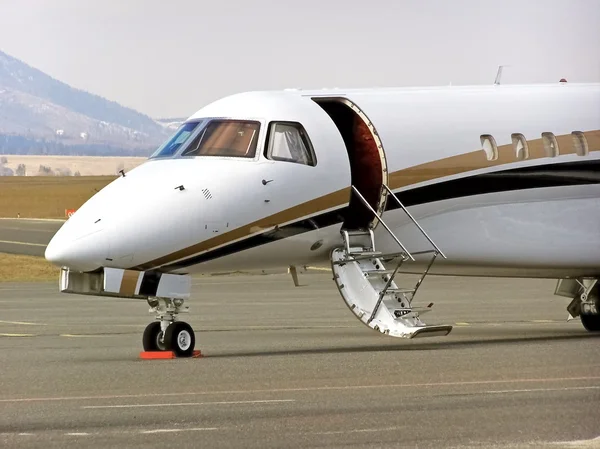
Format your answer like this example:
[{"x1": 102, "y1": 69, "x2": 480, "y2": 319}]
[
  {"x1": 182, "y1": 120, "x2": 260, "y2": 158},
  {"x1": 265, "y1": 122, "x2": 316, "y2": 167},
  {"x1": 150, "y1": 121, "x2": 203, "y2": 158}
]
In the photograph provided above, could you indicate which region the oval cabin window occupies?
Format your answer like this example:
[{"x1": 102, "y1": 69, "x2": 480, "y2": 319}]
[
  {"x1": 480, "y1": 134, "x2": 498, "y2": 161},
  {"x1": 541, "y1": 132, "x2": 559, "y2": 157},
  {"x1": 511, "y1": 133, "x2": 529, "y2": 160},
  {"x1": 571, "y1": 131, "x2": 589, "y2": 156}
]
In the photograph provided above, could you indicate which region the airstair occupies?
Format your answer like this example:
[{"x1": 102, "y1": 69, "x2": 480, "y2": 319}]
[{"x1": 331, "y1": 185, "x2": 453, "y2": 338}]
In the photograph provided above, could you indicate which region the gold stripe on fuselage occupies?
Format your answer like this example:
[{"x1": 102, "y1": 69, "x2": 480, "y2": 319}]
[
  {"x1": 388, "y1": 130, "x2": 599, "y2": 190},
  {"x1": 135, "y1": 130, "x2": 600, "y2": 271},
  {"x1": 119, "y1": 270, "x2": 140, "y2": 295},
  {"x1": 135, "y1": 187, "x2": 351, "y2": 270}
]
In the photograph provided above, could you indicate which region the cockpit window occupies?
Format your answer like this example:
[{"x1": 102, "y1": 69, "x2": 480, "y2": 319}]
[
  {"x1": 265, "y1": 122, "x2": 316, "y2": 166},
  {"x1": 150, "y1": 121, "x2": 203, "y2": 159},
  {"x1": 181, "y1": 120, "x2": 260, "y2": 158}
]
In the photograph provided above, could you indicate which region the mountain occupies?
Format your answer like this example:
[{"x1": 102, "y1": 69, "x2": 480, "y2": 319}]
[{"x1": 0, "y1": 50, "x2": 171, "y2": 156}]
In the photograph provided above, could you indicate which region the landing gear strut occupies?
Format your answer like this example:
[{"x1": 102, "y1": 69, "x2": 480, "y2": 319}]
[
  {"x1": 559, "y1": 279, "x2": 600, "y2": 333},
  {"x1": 142, "y1": 297, "x2": 196, "y2": 357}
]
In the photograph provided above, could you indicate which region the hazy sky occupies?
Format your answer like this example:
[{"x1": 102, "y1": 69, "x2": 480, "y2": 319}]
[{"x1": 0, "y1": 0, "x2": 599, "y2": 118}]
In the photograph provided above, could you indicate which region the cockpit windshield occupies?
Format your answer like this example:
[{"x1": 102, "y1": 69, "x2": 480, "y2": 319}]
[
  {"x1": 181, "y1": 120, "x2": 260, "y2": 158},
  {"x1": 149, "y1": 119, "x2": 260, "y2": 160},
  {"x1": 150, "y1": 121, "x2": 204, "y2": 159}
]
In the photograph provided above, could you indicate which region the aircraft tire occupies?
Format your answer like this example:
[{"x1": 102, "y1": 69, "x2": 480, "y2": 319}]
[
  {"x1": 581, "y1": 314, "x2": 600, "y2": 332},
  {"x1": 142, "y1": 322, "x2": 167, "y2": 351},
  {"x1": 165, "y1": 321, "x2": 195, "y2": 357}
]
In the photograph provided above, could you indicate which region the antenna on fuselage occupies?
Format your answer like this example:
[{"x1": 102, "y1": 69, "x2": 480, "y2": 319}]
[
  {"x1": 494, "y1": 65, "x2": 504, "y2": 85},
  {"x1": 494, "y1": 65, "x2": 510, "y2": 85}
]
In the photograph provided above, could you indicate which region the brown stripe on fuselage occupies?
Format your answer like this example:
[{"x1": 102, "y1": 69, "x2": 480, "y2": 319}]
[
  {"x1": 388, "y1": 130, "x2": 599, "y2": 190},
  {"x1": 119, "y1": 270, "x2": 140, "y2": 296},
  {"x1": 135, "y1": 130, "x2": 600, "y2": 271},
  {"x1": 135, "y1": 187, "x2": 351, "y2": 270}
]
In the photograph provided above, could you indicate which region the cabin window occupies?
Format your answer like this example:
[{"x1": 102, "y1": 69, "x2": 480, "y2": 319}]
[
  {"x1": 480, "y1": 134, "x2": 498, "y2": 161},
  {"x1": 572, "y1": 131, "x2": 589, "y2": 156},
  {"x1": 511, "y1": 133, "x2": 529, "y2": 160},
  {"x1": 181, "y1": 120, "x2": 260, "y2": 158},
  {"x1": 542, "y1": 132, "x2": 559, "y2": 157},
  {"x1": 265, "y1": 122, "x2": 316, "y2": 166}
]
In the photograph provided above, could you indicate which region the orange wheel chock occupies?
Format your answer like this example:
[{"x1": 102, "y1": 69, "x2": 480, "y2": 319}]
[{"x1": 139, "y1": 350, "x2": 202, "y2": 359}]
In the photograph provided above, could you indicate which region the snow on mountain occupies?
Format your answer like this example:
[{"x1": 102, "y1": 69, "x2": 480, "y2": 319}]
[{"x1": 0, "y1": 50, "x2": 171, "y2": 155}]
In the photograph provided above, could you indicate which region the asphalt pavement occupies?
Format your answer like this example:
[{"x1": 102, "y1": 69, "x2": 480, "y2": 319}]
[
  {"x1": 0, "y1": 273, "x2": 598, "y2": 448},
  {"x1": 0, "y1": 218, "x2": 63, "y2": 256}
]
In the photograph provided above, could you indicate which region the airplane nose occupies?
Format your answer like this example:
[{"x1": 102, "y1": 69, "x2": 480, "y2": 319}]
[{"x1": 45, "y1": 229, "x2": 108, "y2": 272}]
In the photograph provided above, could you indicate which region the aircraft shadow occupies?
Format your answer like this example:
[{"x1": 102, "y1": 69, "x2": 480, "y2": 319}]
[{"x1": 205, "y1": 332, "x2": 598, "y2": 359}]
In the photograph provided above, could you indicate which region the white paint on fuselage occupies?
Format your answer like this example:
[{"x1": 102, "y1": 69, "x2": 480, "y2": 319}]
[
  {"x1": 45, "y1": 83, "x2": 600, "y2": 278},
  {"x1": 179, "y1": 183, "x2": 600, "y2": 278}
]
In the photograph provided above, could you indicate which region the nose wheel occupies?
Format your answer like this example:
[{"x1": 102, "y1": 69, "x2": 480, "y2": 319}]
[{"x1": 142, "y1": 297, "x2": 196, "y2": 358}]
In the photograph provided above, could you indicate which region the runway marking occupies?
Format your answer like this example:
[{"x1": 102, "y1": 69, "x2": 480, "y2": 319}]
[
  {"x1": 193, "y1": 279, "x2": 291, "y2": 286},
  {"x1": 82, "y1": 399, "x2": 295, "y2": 409},
  {"x1": 485, "y1": 386, "x2": 600, "y2": 394},
  {"x1": 65, "y1": 432, "x2": 90, "y2": 436},
  {"x1": 140, "y1": 428, "x2": 218, "y2": 434},
  {"x1": 455, "y1": 322, "x2": 470, "y2": 326},
  {"x1": 2, "y1": 376, "x2": 600, "y2": 403},
  {"x1": 0, "y1": 218, "x2": 65, "y2": 222},
  {"x1": 0, "y1": 320, "x2": 47, "y2": 326},
  {"x1": 0, "y1": 333, "x2": 35, "y2": 337},
  {"x1": 60, "y1": 334, "x2": 106, "y2": 338},
  {"x1": 18, "y1": 433, "x2": 34, "y2": 436},
  {"x1": 0, "y1": 239, "x2": 46, "y2": 247},
  {"x1": 0, "y1": 226, "x2": 57, "y2": 233},
  {"x1": 313, "y1": 426, "x2": 402, "y2": 435}
]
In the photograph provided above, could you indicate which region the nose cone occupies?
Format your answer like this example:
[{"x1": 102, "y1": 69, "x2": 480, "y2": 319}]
[{"x1": 45, "y1": 225, "x2": 108, "y2": 272}]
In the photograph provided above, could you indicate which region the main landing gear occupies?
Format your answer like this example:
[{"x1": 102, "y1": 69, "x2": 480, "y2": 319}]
[
  {"x1": 142, "y1": 297, "x2": 196, "y2": 357},
  {"x1": 579, "y1": 282, "x2": 600, "y2": 332},
  {"x1": 559, "y1": 278, "x2": 600, "y2": 333}
]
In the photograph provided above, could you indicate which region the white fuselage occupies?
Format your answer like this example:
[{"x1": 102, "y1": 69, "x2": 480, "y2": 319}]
[{"x1": 45, "y1": 82, "x2": 600, "y2": 279}]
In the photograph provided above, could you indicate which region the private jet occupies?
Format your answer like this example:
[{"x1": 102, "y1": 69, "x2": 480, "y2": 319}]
[{"x1": 45, "y1": 80, "x2": 600, "y2": 357}]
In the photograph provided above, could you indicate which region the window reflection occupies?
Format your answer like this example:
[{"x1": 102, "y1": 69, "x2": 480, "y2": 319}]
[
  {"x1": 150, "y1": 121, "x2": 203, "y2": 159},
  {"x1": 182, "y1": 121, "x2": 260, "y2": 158},
  {"x1": 265, "y1": 122, "x2": 316, "y2": 166}
]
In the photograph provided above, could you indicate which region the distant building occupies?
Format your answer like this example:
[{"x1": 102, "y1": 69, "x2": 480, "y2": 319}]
[
  {"x1": 80, "y1": 132, "x2": 89, "y2": 140},
  {"x1": 56, "y1": 129, "x2": 64, "y2": 136}
]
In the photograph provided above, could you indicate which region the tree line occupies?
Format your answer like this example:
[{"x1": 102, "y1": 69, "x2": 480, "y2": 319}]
[{"x1": 0, "y1": 134, "x2": 155, "y2": 157}]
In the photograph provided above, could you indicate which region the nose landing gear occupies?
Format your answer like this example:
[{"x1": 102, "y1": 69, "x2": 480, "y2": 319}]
[{"x1": 142, "y1": 297, "x2": 196, "y2": 357}]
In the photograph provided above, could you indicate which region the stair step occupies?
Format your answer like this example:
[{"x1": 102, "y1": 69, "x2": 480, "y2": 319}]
[
  {"x1": 343, "y1": 230, "x2": 373, "y2": 236},
  {"x1": 344, "y1": 252, "x2": 384, "y2": 261},
  {"x1": 410, "y1": 250, "x2": 438, "y2": 256},
  {"x1": 343, "y1": 251, "x2": 408, "y2": 261},
  {"x1": 384, "y1": 288, "x2": 416, "y2": 294},
  {"x1": 409, "y1": 325, "x2": 453, "y2": 338},
  {"x1": 364, "y1": 269, "x2": 397, "y2": 275}
]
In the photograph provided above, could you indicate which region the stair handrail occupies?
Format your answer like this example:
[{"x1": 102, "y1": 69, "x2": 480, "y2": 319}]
[
  {"x1": 382, "y1": 185, "x2": 447, "y2": 259},
  {"x1": 350, "y1": 186, "x2": 415, "y2": 262}
]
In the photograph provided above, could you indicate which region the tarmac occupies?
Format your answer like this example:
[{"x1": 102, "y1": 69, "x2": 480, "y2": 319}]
[
  {"x1": 0, "y1": 218, "x2": 63, "y2": 257},
  {"x1": 0, "y1": 272, "x2": 599, "y2": 448}
]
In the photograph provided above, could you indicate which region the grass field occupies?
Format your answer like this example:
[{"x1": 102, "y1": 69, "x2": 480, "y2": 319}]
[
  {"x1": 1, "y1": 155, "x2": 145, "y2": 176},
  {"x1": 0, "y1": 253, "x2": 58, "y2": 282},
  {"x1": 0, "y1": 176, "x2": 115, "y2": 218}
]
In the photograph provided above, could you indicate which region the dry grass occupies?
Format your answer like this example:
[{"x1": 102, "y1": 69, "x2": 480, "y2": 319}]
[
  {"x1": 0, "y1": 253, "x2": 59, "y2": 282},
  {"x1": 0, "y1": 176, "x2": 115, "y2": 218},
  {"x1": 1, "y1": 155, "x2": 145, "y2": 176}
]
